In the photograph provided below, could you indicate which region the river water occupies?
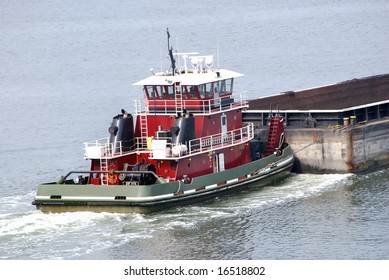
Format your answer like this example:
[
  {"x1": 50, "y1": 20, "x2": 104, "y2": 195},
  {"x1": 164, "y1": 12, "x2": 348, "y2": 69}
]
[{"x1": 0, "y1": 0, "x2": 388, "y2": 260}]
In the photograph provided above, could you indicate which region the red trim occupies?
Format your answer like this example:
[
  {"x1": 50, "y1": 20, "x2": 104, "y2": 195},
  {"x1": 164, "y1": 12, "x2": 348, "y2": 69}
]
[
  {"x1": 238, "y1": 175, "x2": 247, "y2": 180},
  {"x1": 90, "y1": 178, "x2": 100, "y2": 185}
]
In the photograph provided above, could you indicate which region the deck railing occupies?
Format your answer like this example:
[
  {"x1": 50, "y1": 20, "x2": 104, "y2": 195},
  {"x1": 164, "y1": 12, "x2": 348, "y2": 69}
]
[
  {"x1": 150, "y1": 123, "x2": 254, "y2": 159},
  {"x1": 84, "y1": 138, "x2": 115, "y2": 159},
  {"x1": 83, "y1": 138, "x2": 147, "y2": 159},
  {"x1": 83, "y1": 123, "x2": 254, "y2": 160},
  {"x1": 186, "y1": 123, "x2": 253, "y2": 155}
]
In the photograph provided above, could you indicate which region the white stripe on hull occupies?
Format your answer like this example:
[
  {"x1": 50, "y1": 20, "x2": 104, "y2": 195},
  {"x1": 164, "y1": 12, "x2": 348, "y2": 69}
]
[{"x1": 36, "y1": 155, "x2": 294, "y2": 204}]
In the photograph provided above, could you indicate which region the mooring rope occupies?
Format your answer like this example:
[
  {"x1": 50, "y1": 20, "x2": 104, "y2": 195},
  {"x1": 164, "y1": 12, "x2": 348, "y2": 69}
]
[{"x1": 292, "y1": 125, "x2": 350, "y2": 155}]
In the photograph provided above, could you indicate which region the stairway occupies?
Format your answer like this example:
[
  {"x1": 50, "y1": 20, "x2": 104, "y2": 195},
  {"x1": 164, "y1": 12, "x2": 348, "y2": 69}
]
[
  {"x1": 175, "y1": 84, "x2": 183, "y2": 115},
  {"x1": 265, "y1": 117, "x2": 284, "y2": 156},
  {"x1": 100, "y1": 157, "x2": 108, "y2": 185},
  {"x1": 139, "y1": 114, "x2": 148, "y2": 142},
  {"x1": 135, "y1": 99, "x2": 148, "y2": 148}
]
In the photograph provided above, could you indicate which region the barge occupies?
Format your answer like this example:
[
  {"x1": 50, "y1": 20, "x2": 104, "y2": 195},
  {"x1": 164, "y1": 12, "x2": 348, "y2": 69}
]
[{"x1": 244, "y1": 74, "x2": 389, "y2": 173}]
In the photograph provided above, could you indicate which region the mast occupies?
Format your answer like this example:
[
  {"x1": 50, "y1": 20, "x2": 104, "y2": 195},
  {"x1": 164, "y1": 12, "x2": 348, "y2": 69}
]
[{"x1": 166, "y1": 28, "x2": 176, "y2": 75}]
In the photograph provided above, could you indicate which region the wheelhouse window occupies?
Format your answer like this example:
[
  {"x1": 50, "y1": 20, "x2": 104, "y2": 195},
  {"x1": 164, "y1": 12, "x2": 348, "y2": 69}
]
[
  {"x1": 145, "y1": 86, "x2": 157, "y2": 98},
  {"x1": 196, "y1": 80, "x2": 233, "y2": 99},
  {"x1": 159, "y1": 86, "x2": 168, "y2": 99},
  {"x1": 219, "y1": 80, "x2": 226, "y2": 95},
  {"x1": 181, "y1": 85, "x2": 188, "y2": 99},
  {"x1": 225, "y1": 78, "x2": 233, "y2": 94},
  {"x1": 188, "y1": 86, "x2": 198, "y2": 98},
  {"x1": 213, "y1": 81, "x2": 220, "y2": 95},
  {"x1": 198, "y1": 84, "x2": 205, "y2": 98},
  {"x1": 144, "y1": 85, "x2": 176, "y2": 99},
  {"x1": 205, "y1": 83, "x2": 213, "y2": 98},
  {"x1": 168, "y1": 85, "x2": 174, "y2": 99}
]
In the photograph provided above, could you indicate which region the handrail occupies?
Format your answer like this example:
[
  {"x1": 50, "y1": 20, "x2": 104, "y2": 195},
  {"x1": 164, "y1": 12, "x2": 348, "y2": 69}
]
[
  {"x1": 150, "y1": 123, "x2": 254, "y2": 159},
  {"x1": 83, "y1": 138, "x2": 147, "y2": 159},
  {"x1": 136, "y1": 92, "x2": 248, "y2": 115},
  {"x1": 61, "y1": 170, "x2": 164, "y2": 182},
  {"x1": 186, "y1": 123, "x2": 253, "y2": 155},
  {"x1": 84, "y1": 123, "x2": 254, "y2": 160}
]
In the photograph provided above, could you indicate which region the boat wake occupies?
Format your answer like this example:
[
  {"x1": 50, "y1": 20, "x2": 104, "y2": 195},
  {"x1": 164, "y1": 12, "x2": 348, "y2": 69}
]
[{"x1": 183, "y1": 173, "x2": 354, "y2": 215}]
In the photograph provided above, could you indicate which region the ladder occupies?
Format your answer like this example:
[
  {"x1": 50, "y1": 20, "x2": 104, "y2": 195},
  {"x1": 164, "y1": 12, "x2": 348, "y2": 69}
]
[
  {"x1": 100, "y1": 157, "x2": 109, "y2": 185},
  {"x1": 140, "y1": 114, "x2": 148, "y2": 140},
  {"x1": 175, "y1": 84, "x2": 183, "y2": 115},
  {"x1": 265, "y1": 117, "x2": 282, "y2": 156},
  {"x1": 135, "y1": 99, "x2": 148, "y2": 148}
]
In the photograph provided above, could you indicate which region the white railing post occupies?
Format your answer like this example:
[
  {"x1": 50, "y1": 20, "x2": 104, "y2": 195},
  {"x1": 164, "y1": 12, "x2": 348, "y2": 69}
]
[
  {"x1": 134, "y1": 99, "x2": 139, "y2": 114},
  {"x1": 107, "y1": 143, "x2": 112, "y2": 157}
]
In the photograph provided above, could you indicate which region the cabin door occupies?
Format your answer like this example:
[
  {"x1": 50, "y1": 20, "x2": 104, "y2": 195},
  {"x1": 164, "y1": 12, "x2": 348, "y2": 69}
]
[
  {"x1": 213, "y1": 153, "x2": 219, "y2": 173},
  {"x1": 213, "y1": 153, "x2": 225, "y2": 173},
  {"x1": 218, "y1": 153, "x2": 225, "y2": 172},
  {"x1": 221, "y1": 114, "x2": 227, "y2": 137}
]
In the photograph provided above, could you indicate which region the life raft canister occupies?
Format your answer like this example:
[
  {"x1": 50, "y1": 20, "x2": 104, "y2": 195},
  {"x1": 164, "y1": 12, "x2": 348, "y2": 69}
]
[
  {"x1": 108, "y1": 168, "x2": 119, "y2": 185},
  {"x1": 107, "y1": 160, "x2": 119, "y2": 185}
]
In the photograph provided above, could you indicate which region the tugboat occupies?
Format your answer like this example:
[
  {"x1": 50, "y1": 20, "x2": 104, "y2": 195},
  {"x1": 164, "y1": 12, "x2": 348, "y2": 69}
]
[{"x1": 32, "y1": 30, "x2": 294, "y2": 213}]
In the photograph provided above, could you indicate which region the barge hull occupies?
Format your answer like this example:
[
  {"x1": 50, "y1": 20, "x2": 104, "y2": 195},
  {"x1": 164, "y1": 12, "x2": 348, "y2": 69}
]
[{"x1": 254, "y1": 118, "x2": 389, "y2": 174}]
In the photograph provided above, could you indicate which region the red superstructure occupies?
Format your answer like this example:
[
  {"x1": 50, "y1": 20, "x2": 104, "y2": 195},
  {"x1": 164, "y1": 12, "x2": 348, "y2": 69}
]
[{"x1": 83, "y1": 51, "x2": 260, "y2": 186}]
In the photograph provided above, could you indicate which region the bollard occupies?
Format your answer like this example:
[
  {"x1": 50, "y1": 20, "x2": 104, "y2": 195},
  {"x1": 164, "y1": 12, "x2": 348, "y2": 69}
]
[{"x1": 350, "y1": 116, "x2": 356, "y2": 125}]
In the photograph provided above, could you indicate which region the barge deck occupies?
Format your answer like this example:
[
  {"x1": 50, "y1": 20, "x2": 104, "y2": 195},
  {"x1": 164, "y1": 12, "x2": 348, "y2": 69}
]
[{"x1": 244, "y1": 73, "x2": 389, "y2": 173}]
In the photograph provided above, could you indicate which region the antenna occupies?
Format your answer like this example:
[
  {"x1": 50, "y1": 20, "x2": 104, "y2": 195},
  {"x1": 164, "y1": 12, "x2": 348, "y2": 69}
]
[
  {"x1": 217, "y1": 39, "x2": 220, "y2": 69},
  {"x1": 166, "y1": 28, "x2": 176, "y2": 75},
  {"x1": 160, "y1": 47, "x2": 163, "y2": 72}
]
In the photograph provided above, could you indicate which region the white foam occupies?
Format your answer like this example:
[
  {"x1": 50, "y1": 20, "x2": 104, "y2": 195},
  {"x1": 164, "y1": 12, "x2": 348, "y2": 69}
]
[
  {"x1": 0, "y1": 210, "x2": 126, "y2": 238},
  {"x1": 208, "y1": 173, "x2": 354, "y2": 214},
  {"x1": 0, "y1": 173, "x2": 355, "y2": 259}
]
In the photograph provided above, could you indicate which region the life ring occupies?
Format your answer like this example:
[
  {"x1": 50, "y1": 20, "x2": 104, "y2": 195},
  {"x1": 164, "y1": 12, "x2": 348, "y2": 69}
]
[{"x1": 108, "y1": 168, "x2": 119, "y2": 185}]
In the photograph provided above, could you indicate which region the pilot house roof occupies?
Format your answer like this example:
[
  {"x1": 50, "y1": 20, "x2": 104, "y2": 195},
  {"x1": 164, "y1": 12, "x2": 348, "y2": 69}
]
[{"x1": 133, "y1": 69, "x2": 243, "y2": 86}]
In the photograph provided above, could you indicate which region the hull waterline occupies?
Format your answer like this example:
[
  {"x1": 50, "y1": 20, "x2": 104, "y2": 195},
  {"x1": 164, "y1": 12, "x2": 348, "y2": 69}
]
[{"x1": 33, "y1": 147, "x2": 294, "y2": 214}]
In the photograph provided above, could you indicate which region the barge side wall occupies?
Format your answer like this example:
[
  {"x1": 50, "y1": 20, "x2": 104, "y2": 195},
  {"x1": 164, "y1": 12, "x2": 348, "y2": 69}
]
[{"x1": 255, "y1": 118, "x2": 389, "y2": 173}]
